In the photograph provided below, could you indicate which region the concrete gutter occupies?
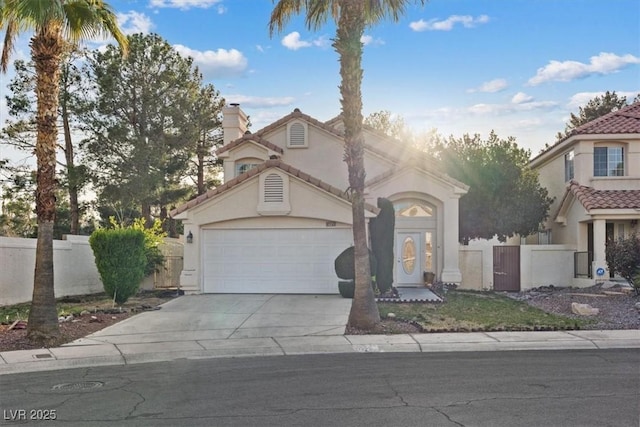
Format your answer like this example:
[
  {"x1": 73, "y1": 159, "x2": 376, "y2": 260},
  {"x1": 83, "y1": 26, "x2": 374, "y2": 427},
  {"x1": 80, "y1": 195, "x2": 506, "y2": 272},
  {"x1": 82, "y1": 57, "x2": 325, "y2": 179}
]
[{"x1": 2, "y1": 329, "x2": 639, "y2": 376}]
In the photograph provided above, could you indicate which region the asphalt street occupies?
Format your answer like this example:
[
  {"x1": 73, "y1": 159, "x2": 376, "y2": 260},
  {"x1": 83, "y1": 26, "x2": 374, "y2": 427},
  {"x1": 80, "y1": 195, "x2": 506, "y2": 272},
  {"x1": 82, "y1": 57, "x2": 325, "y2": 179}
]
[{"x1": 1, "y1": 349, "x2": 638, "y2": 427}]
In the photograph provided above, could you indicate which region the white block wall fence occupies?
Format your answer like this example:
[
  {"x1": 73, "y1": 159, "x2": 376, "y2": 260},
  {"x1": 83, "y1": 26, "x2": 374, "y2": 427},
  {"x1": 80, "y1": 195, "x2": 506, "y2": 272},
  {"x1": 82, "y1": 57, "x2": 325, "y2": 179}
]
[
  {"x1": 0, "y1": 235, "x2": 103, "y2": 306},
  {"x1": 0, "y1": 236, "x2": 184, "y2": 306}
]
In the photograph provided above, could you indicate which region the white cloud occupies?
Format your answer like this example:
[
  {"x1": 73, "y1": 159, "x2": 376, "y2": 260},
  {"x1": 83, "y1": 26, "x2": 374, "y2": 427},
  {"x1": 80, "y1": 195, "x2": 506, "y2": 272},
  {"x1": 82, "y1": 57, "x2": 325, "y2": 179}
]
[
  {"x1": 361, "y1": 35, "x2": 384, "y2": 46},
  {"x1": 282, "y1": 32, "x2": 310, "y2": 50},
  {"x1": 173, "y1": 45, "x2": 247, "y2": 78},
  {"x1": 117, "y1": 11, "x2": 154, "y2": 35},
  {"x1": 468, "y1": 100, "x2": 558, "y2": 115},
  {"x1": 468, "y1": 78, "x2": 508, "y2": 93},
  {"x1": 515, "y1": 118, "x2": 543, "y2": 128},
  {"x1": 221, "y1": 95, "x2": 295, "y2": 109},
  {"x1": 410, "y1": 15, "x2": 490, "y2": 32},
  {"x1": 281, "y1": 32, "x2": 328, "y2": 50},
  {"x1": 149, "y1": 0, "x2": 222, "y2": 10},
  {"x1": 468, "y1": 103, "x2": 495, "y2": 114},
  {"x1": 528, "y1": 52, "x2": 640, "y2": 85},
  {"x1": 512, "y1": 92, "x2": 534, "y2": 104},
  {"x1": 567, "y1": 91, "x2": 639, "y2": 108}
]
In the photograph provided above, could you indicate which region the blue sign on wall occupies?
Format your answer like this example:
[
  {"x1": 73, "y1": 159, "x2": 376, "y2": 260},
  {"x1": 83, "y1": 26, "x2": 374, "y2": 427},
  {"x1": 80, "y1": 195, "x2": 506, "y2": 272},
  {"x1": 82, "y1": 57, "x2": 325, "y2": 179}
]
[{"x1": 596, "y1": 268, "x2": 605, "y2": 277}]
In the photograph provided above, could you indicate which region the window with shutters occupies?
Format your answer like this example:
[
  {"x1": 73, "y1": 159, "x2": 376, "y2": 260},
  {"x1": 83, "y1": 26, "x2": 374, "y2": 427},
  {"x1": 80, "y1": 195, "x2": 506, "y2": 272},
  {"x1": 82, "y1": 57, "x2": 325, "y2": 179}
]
[
  {"x1": 258, "y1": 170, "x2": 291, "y2": 215},
  {"x1": 287, "y1": 121, "x2": 308, "y2": 148}
]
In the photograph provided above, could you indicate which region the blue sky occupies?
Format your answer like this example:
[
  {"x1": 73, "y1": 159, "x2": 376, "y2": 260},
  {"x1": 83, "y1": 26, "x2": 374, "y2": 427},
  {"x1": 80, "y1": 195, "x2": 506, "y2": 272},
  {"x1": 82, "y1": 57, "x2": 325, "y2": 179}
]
[{"x1": 1, "y1": 0, "x2": 639, "y2": 159}]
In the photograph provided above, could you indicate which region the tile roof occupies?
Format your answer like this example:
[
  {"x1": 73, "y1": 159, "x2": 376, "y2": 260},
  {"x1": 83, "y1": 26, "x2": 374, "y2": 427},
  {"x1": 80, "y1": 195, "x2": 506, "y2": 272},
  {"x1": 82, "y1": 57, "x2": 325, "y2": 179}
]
[
  {"x1": 566, "y1": 101, "x2": 640, "y2": 137},
  {"x1": 566, "y1": 180, "x2": 640, "y2": 210},
  {"x1": 169, "y1": 159, "x2": 379, "y2": 217},
  {"x1": 532, "y1": 101, "x2": 640, "y2": 163},
  {"x1": 216, "y1": 134, "x2": 284, "y2": 155},
  {"x1": 255, "y1": 108, "x2": 346, "y2": 140}
]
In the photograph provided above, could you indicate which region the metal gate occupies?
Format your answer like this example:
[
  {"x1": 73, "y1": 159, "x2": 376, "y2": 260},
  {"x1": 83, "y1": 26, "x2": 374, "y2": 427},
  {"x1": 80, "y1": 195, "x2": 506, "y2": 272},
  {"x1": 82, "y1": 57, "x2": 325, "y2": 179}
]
[{"x1": 493, "y1": 246, "x2": 520, "y2": 291}]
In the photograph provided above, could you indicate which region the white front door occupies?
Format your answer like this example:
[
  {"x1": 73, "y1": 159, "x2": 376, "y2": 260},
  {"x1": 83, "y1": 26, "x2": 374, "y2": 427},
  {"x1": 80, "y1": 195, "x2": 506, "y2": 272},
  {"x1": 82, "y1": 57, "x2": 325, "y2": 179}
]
[{"x1": 396, "y1": 231, "x2": 422, "y2": 285}]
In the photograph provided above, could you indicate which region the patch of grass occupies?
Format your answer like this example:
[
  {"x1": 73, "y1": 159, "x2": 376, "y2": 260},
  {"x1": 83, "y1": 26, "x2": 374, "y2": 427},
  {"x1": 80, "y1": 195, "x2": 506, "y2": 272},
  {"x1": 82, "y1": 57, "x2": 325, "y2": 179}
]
[
  {"x1": 0, "y1": 302, "x2": 32, "y2": 323},
  {"x1": 379, "y1": 290, "x2": 590, "y2": 331}
]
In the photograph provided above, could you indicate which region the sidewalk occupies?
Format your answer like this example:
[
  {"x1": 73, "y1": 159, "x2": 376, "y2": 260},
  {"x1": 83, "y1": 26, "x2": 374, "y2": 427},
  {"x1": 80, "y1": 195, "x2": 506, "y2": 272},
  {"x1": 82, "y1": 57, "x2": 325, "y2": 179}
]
[
  {"x1": 2, "y1": 329, "x2": 639, "y2": 375},
  {"x1": 2, "y1": 294, "x2": 639, "y2": 375}
]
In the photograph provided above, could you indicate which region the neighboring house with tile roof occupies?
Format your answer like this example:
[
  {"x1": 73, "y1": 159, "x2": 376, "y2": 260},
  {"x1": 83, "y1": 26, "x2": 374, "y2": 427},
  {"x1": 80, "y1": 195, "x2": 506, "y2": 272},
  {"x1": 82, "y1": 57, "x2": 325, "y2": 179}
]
[
  {"x1": 528, "y1": 101, "x2": 640, "y2": 284},
  {"x1": 171, "y1": 104, "x2": 468, "y2": 294}
]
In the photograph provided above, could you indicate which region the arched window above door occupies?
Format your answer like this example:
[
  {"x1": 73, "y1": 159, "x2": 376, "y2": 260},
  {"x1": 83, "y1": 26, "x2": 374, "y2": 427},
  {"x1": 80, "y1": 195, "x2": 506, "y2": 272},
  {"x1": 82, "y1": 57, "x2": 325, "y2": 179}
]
[{"x1": 393, "y1": 199, "x2": 435, "y2": 218}]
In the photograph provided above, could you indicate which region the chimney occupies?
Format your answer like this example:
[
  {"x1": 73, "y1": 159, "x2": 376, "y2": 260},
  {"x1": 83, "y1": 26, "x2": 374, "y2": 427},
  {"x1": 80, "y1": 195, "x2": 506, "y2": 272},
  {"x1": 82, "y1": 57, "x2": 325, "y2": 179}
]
[{"x1": 222, "y1": 103, "x2": 248, "y2": 145}]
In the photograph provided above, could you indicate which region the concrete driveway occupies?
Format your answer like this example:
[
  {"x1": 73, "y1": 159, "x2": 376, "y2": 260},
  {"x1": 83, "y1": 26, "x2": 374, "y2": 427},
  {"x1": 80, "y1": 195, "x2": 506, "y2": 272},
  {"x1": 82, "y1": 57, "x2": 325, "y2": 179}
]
[{"x1": 81, "y1": 294, "x2": 352, "y2": 346}]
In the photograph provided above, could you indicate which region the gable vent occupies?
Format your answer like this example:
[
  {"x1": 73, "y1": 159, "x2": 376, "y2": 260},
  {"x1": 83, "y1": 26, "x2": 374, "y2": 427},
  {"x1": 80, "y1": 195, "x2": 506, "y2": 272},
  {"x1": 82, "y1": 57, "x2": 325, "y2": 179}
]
[
  {"x1": 289, "y1": 123, "x2": 306, "y2": 146},
  {"x1": 264, "y1": 173, "x2": 284, "y2": 202}
]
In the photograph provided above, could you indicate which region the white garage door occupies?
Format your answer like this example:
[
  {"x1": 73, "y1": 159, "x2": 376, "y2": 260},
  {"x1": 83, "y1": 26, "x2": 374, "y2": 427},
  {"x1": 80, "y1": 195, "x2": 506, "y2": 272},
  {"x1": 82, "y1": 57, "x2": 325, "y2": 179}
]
[{"x1": 202, "y1": 228, "x2": 353, "y2": 294}]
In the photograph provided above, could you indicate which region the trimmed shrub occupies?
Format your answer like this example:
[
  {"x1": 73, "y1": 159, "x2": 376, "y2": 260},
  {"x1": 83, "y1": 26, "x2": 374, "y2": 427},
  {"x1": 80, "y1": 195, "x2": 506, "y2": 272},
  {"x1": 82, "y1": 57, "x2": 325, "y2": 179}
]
[
  {"x1": 109, "y1": 217, "x2": 166, "y2": 276},
  {"x1": 606, "y1": 234, "x2": 640, "y2": 294},
  {"x1": 370, "y1": 197, "x2": 395, "y2": 293},
  {"x1": 89, "y1": 228, "x2": 147, "y2": 304},
  {"x1": 334, "y1": 246, "x2": 377, "y2": 281},
  {"x1": 338, "y1": 280, "x2": 355, "y2": 298}
]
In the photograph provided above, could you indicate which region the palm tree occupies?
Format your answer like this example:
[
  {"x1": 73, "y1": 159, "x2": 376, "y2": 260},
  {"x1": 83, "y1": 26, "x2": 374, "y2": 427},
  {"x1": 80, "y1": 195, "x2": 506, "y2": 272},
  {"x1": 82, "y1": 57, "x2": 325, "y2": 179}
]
[
  {"x1": 1, "y1": 0, "x2": 128, "y2": 344},
  {"x1": 269, "y1": 0, "x2": 424, "y2": 329}
]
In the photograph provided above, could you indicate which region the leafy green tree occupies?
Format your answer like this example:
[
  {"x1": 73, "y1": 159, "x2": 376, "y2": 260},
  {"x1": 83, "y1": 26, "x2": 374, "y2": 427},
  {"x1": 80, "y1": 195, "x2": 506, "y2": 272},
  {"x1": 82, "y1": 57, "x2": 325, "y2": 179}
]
[
  {"x1": 365, "y1": 109, "x2": 440, "y2": 152},
  {"x1": 365, "y1": 110, "x2": 409, "y2": 139},
  {"x1": 187, "y1": 83, "x2": 225, "y2": 196},
  {"x1": 606, "y1": 235, "x2": 640, "y2": 295},
  {"x1": 0, "y1": 0, "x2": 128, "y2": 344},
  {"x1": 0, "y1": 167, "x2": 37, "y2": 238},
  {"x1": 436, "y1": 132, "x2": 553, "y2": 243},
  {"x1": 556, "y1": 91, "x2": 629, "y2": 140},
  {"x1": 2, "y1": 51, "x2": 91, "y2": 235},
  {"x1": 83, "y1": 33, "x2": 203, "y2": 226},
  {"x1": 270, "y1": 0, "x2": 425, "y2": 330}
]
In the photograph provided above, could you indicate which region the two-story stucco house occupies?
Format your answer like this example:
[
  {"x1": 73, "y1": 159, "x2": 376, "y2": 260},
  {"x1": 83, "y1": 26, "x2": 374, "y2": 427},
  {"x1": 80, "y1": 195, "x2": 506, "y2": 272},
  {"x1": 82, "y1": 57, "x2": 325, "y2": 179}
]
[
  {"x1": 528, "y1": 101, "x2": 640, "y2": 284},
  {"x1": 170, "y1": 104, "x2": 468, "y2": 294}
]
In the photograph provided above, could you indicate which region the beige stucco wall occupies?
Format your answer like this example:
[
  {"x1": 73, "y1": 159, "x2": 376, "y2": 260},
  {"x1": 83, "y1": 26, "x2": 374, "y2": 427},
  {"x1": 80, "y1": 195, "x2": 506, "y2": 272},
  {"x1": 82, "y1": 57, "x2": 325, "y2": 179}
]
[
  {"x1": 520, "y1": 245, "x2": 576, "y2": 290},
  {"x1": 535, "y1": 146, "x2": 569, "y2": 231},
  {"x1": 184, "y1": 174, "x2": 361, "y2": 228},
  {"x1": 459, "y1": 243, "x2": 582, "y2": 291},
  {"x1": 256, "y1": 123, "x2": 394, "y2": 190},
  {"x1": 178, "y1": 170, "x2": 361, "y2": 293},
  {"x1": 533, "y1": 136, "x2": 640, "y2": 247},
  {"x1": 459, "y1": 248, "x2": 486, "y2": 290},
  {"x1": 369, "y1": 168, "x2": 465, "y2": 283}
]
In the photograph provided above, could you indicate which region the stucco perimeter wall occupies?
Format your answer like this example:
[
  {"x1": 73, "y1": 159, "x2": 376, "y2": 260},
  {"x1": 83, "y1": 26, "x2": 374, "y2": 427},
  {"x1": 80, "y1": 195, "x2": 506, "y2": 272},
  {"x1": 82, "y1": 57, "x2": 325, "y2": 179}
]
[
  {"x1": 520, "y1": 245, "x2": 576, "y2": 290},
  {"x1": 1, "y1": 236, "x2": 183, "y2": 305},
  {"x1": 0, "y1": 235, "x2": 102, "y2": 306},
  {"x1": 459, "y1": 243, "x2": 579, "y2": 291},
  {"x1": 459, "y1": 244, "x2": 493, "y2": 290}
]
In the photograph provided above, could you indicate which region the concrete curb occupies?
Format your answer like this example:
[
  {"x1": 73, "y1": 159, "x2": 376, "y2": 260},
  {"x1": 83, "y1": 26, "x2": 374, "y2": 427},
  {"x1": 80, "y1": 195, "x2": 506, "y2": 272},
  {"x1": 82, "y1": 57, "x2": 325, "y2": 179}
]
[{"x1": 2, "y1": 329, "x2": 639, "y2": 375}]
